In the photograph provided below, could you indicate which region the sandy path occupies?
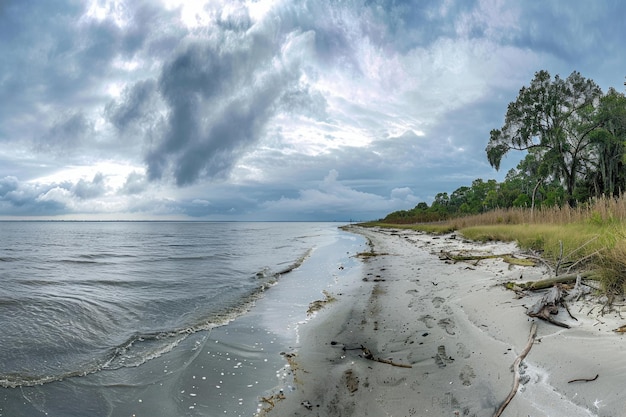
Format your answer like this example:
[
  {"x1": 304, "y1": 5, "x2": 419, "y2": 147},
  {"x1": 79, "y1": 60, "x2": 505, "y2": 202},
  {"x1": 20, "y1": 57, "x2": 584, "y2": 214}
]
[{"x1": 262, "y1": 226, "x2": 626, "y2": 417}]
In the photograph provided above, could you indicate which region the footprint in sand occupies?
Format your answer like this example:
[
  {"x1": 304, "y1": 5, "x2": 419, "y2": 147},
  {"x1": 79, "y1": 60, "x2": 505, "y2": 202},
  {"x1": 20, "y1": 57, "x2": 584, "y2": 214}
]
[
  {"x1": 407, "y1": 290, "x2": 420, "y2": 310},
  {"x1": 459, "y1": 365, "x2": 476, "y2": 386},
  {"x1": 419, "y1": 314, "x2": 435, "y2": 329},
  {"x1": 344, "y1": 369, "x2": 359, "y2": 393},
  {"x1": 434, "y1": 345, "x2": 454, "y2": 368},
  {"x1": 379, "y1": 376, "x2": 407, "y2": 387},
  {"x1": 437, "y1": 318, "x2": 456, "y2": 335},
  {"x1": 431, "y1": 297, "x2": 445, "y2": 308},
  {"x1": 456, "y1": 342, "x2": 471, "y2": 359}
]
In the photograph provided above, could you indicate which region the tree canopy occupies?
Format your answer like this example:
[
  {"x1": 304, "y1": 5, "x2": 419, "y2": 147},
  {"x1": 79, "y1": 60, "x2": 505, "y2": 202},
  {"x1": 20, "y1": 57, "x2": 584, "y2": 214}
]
[
  {"x1": 382, "y1": 70, "x2": 626, "y2": 223},
  {"x1": 486, "y1": 70, "x2": 602, "y2": 205}
]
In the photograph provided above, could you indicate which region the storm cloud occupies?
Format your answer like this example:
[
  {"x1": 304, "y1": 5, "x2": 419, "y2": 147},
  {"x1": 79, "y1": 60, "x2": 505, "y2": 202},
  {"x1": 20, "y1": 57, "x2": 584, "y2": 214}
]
[
  {"x1": 146, "y1": 30, "x2": 304, "y2": 185},
  {"x1": 1, "y1": 0, "x2": 626, "y2": 219}
]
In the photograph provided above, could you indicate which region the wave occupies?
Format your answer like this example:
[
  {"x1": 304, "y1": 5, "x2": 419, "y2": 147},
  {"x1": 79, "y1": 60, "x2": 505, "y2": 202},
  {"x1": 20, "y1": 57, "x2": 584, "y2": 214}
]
[
  {"x1": 0, "y1": 316, "x2": 224, "y2": 388},
  {"x1": 0, "y1": 247, "x2": 315, "y2": 389},
  {"x1": 275, "y1": 248, "x2": 313, "y2": 275},
  {"x1": 0, "y1": 256, "x2": 21, "y2": 262},
  {"x1": 57, "y1": 253, "x2": 138, "y2": 265}
]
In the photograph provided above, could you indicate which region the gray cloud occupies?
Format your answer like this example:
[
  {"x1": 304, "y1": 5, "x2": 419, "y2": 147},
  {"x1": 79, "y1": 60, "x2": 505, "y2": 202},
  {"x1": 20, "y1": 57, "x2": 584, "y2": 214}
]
[
  {"x1": 259, "y1": 169, "x2": 419, "y2": 221},
  {"x1": 0, "y1": 1, "x2": 177, "y2": 143},
  {"x1": 278, "y1": 85, "x2": 328, "y2": 120},
  {"x1": 0, "y1": 176, "x2": 18, "y2": 197},
  {"x1": 35, "y1": 112, "x2": 94, "y2": 155},
  {"x1": 119, "y1": 171, "x2": 148, "y2": 195},
  {"x1": 143, "y1": 8, "x2": 315, "y2": 186},
  {"x1": 72, "y1": 173, "x2": 106, "y2": 200},
  {"x1": 0, "y1": 173, "x2": 115, "y2": 216},
  {"x1": 106, "y1": 79, "x2": 159, "y2": 132},
  {"x1": 505, "y1": 2, "x2": 626, "y2": 85},
  {"x1": 364, "y1": 0, "x2": 478, "y2": 48},
  {"x1": 0, "y1": 176, "x2": 67, "y2": 215}
]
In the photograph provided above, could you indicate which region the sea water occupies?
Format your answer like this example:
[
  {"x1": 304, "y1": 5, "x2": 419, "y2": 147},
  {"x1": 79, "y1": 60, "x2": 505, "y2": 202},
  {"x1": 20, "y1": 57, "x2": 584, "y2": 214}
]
[{"x1": 0, "y1": 221, "x2": 366, "y2": 416}]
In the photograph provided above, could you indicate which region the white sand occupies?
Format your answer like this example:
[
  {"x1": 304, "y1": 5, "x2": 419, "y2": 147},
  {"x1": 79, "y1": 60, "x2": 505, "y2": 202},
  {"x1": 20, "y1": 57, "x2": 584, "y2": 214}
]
[{"x1": 261, "y1": 226, "x2": 626, "y2": 417}]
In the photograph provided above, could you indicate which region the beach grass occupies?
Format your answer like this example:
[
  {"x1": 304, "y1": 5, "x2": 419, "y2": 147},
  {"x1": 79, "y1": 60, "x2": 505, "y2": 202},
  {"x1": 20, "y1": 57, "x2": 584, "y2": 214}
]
[
  {"x1": 359, "y1": 222, "x2": 457, "y2": 235},
  {"x1": 364, "y1": 195, "x2": 626, "y2": 295}
]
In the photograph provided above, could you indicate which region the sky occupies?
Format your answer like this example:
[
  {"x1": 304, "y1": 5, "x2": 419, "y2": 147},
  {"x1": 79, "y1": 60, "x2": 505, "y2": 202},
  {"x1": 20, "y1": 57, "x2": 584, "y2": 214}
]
[{"x1": 1, "y1": 0, "x2": 625, "y2": 221}]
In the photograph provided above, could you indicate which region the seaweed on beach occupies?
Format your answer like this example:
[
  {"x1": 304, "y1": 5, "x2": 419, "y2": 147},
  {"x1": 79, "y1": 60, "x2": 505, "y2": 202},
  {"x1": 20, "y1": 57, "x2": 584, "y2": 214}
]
[{"x1": 307, "y1": 290, "x2": 337, "y2": 315}]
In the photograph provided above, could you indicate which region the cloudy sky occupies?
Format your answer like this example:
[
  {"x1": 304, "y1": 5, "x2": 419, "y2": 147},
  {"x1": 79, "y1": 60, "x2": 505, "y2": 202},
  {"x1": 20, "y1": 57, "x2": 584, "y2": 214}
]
[{"x1": 1, "y1": 0, "x2": 625, "y2": 221}]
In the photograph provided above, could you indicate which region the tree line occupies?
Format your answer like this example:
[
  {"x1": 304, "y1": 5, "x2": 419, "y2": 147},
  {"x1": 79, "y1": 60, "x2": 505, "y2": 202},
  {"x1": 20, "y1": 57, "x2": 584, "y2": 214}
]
[{"x1": 384, "y1": 70, "x2": 626, "y2": 224}]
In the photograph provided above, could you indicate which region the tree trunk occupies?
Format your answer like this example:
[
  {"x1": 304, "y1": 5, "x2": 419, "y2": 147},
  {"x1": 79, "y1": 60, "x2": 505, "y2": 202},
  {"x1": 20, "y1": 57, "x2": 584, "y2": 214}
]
[
  {"x1": 531, "y1": 179, "x2": 542, "y2": 220},
  {"x1": 504, "y1": 270, "x2": 600, "y2": 291}
]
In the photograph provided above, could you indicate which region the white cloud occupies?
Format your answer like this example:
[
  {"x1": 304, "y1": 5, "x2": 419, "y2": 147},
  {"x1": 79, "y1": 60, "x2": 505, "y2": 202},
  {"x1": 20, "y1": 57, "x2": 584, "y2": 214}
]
[{"x1": 260, "y1": 170, "x2": 419, "y2": 220}]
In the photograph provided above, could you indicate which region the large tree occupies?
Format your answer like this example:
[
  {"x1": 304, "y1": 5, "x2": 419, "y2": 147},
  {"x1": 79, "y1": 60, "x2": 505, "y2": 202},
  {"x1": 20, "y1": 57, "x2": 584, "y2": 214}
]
[
  {"x1": 586, "y1": 88, "x2": 626, "y2": 197},
  {"x1": 486, "y1": 70, "x2": 602, "y2": 205}
]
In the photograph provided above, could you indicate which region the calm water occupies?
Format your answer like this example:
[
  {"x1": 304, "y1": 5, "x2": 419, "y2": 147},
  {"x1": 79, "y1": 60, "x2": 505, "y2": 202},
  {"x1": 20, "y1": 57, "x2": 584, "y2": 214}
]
[{"x1": 0, "y1": 222, "x2": 365, "y2": 416}]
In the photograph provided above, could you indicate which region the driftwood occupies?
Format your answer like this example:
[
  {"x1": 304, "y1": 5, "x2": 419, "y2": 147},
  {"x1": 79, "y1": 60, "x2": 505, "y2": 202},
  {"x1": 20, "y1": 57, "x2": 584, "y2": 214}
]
[
  {"x1": 440, "y1": 251, "x2": 538, "y2": 268},
  {"x1": 493, "y1": 322, "x2": 538, "y2": 417},
  {"x1": 359, "y1": 346, "x2": 412, "y2": 368},
  {"x1": 526, "y1": 285, "x2": 573, "y2": 328},
  {"x1": 504, "y1": 270, "x2": 600, "y2": 291},
  {"x1": 439, "y1": 251, "x2": 512, "y2": 262},
  {"x1": 568, "y1": 374, "x2": 599, "y2": 383}
]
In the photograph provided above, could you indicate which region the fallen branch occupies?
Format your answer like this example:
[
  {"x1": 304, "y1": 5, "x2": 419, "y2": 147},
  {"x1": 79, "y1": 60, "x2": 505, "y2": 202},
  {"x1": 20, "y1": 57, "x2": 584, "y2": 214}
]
[
  {"x1": 439, "y1": 251, "x2": 511, "y2": 262},
  {"x1": 360, "y1": 346, "x2": 412, "y2": 368},
  {"x1": 502, "y1": 256, "x2": 536, "y2": 267},
  {"x1": 562, "y1": 300, "x2": 578, "y2": 321},
  {"x1": 526, "y1": 285, "x2": 570, "y2": 328},
  {"x1": 568, "y1": 374, "x2": 599, "y2": 383},
  {"x1": 524, "y1": 253, "x2": 554, "y2": 271},
  {"x1": 493, "y1": 322, "x2": 538, "y2": 417},
  {"x1": 504, "y1": 270, "x2": 600, "y2": 291},
  {"x1": 375, "y1": 357, "x2": 413, "y2": 368}
]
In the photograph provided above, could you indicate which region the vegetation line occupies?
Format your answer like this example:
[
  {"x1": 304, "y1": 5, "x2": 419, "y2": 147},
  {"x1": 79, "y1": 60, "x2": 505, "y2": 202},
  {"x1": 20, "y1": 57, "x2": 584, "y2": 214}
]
[{"x1": 362, "y1": 194, "x2": 626, "y2": 296}]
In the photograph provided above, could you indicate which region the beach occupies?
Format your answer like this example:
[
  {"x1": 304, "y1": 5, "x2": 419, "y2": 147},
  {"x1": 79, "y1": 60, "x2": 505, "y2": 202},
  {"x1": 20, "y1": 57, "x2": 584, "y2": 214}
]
[{"x1": 262, "y1": 225, "x2": 626, "y2": 417}]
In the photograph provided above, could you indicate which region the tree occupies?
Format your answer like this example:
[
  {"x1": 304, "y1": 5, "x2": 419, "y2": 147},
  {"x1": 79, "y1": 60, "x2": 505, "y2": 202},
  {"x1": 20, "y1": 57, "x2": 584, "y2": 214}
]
[
  {"x1": 449, "y1": 186, "x2": 470, "y2": 213},
  {"x1": 516, "y1": 152, "x2": 548, "y2": 211},
  {"x1": 486, "y1": 70, "x2": 602, "y2": 205},
  {"x1": 586, "y1": 88, "x2": 626, "y2": 197},
  {"x1": 468, "y1": 178, "x2": 498, "y2": 212},
  {"x1": 430, "y1": 192, "x2": 450, "y2": 216},
  {"x1": 498, "y1": 169, "x2": 526, "y2": 207}
]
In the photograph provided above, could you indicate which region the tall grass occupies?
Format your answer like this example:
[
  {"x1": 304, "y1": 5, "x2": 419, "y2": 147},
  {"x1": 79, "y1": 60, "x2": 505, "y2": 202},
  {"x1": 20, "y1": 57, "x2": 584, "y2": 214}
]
[
  {"x1": 447, "y1": 196, "x2": 626, "y2": 229},
  {"x1": 461, "y1": 223, "x2": 614, "y2": 272},
  {"x1": 458, "y1": 197, "x2": 626, "y2": 294}
]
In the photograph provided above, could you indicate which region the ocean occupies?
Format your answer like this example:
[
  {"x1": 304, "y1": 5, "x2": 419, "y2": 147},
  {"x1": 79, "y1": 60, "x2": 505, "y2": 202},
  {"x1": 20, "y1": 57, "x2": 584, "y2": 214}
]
[{"x1": 0, "y1": 221, "x2": 366, "y2": 416}]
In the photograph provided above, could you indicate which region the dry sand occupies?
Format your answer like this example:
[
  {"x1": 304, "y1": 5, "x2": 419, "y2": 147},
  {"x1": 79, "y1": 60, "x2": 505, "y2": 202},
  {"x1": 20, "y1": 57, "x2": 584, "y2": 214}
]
[{"x1": 260, "y1": 226, "x2": 626, "y2": 417}]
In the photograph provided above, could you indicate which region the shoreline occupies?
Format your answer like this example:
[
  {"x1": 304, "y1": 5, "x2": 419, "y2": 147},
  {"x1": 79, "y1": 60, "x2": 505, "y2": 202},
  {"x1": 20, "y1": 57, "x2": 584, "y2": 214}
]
[
  {"x1": 0, "y1": 224, "x2": 368, "y2": 417},
  {"x1": 262, "y1": 225, "x2": 626, "y2": 417}
]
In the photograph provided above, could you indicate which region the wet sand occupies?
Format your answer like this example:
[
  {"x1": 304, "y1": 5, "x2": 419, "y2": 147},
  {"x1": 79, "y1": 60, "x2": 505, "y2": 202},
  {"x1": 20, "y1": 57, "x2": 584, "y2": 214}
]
[{"x1": 262, "y1": 226, "x2": 626, "y2": 417}]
